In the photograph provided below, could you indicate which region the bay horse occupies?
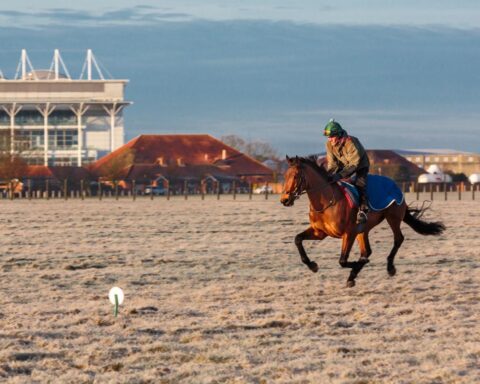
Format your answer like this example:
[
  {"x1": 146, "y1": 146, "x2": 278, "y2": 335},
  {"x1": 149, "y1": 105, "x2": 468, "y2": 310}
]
[{"x1": 280, "y1": 156, "x2": 445, "y2": 287}]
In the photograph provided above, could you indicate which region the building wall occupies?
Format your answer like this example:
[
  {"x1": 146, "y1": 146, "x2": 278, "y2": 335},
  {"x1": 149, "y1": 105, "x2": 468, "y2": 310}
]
[
  {"x1": 404, "y1": 153, "x2": 480, "y2": 176},
  {"x1": 0, "y1": 80, "x2": 127, "y2": 102}
]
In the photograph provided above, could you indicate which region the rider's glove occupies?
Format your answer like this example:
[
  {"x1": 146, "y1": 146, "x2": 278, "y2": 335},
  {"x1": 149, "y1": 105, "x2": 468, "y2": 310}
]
[{"x1": 329, "y1": 173, "x2": 342, "y2": 183}]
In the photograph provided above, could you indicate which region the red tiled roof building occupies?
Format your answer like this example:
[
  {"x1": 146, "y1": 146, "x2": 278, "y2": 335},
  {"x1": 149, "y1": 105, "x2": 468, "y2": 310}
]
[{"x1": 90, "y1": 134, "x2": 274, "y2": 184}]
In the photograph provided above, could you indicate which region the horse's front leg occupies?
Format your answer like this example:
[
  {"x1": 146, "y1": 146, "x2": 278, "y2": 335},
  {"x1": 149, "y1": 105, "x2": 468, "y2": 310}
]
[{"x1": 294, "y1": 227, "x2": 326, "y2": 273}]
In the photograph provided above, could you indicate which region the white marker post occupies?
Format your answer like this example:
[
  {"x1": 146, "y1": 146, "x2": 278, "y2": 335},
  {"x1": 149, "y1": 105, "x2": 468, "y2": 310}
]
[{"x1": 109, "y1": 287, "x2": 124, "y2": 317}]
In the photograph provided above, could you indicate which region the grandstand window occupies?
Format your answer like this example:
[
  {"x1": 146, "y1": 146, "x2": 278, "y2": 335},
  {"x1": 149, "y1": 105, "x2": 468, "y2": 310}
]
[
  {"x1": 15, "y1": 110, "x2": 43, "y2": 125},
  {"x1": 0, "y1": 111, "x2": 8, "y2": 125},
  {"x1": 48, "y1": 130, "x2": 78, "y2": 149}
]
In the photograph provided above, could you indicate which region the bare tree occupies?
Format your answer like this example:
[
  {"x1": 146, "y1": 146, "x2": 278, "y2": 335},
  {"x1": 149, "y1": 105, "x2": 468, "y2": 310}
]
[
  {"x1": 221, "y1": 134, "x2": 279, "y2": 162},
  {"x1": 220, "y1": 135, "x2": 247, "y2": 152}
]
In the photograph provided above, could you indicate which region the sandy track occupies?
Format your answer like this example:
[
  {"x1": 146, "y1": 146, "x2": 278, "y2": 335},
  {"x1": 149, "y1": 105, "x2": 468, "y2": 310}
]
[{"x1": 0, "y1": 197, "x2": 478, "y2": 383}]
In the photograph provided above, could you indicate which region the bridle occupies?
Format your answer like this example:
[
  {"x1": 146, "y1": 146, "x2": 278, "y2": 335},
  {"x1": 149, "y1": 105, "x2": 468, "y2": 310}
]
[
  {"x1": 287, "y1": 166, "x2": 307, "y2": 201},
  {"x1": 285, "y1": 164, "x2": 337, "y2": 213}
]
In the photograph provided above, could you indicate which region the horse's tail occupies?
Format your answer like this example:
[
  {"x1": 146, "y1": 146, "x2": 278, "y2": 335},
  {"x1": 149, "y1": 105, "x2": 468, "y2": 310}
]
[{"x1": 403, "y1": 205, "x2": 445, "y2": 236}]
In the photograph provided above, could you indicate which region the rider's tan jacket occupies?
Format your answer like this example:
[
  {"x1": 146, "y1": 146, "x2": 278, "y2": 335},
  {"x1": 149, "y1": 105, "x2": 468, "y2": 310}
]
[{"x1": 325, "y1": 135, "x2": 370, "y2": 178}]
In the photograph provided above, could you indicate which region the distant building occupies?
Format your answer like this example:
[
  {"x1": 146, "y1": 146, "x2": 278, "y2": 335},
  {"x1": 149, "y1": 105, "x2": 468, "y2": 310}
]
[
  {"x1": 90, "y1": 134, "x2": 274, "y2": 185},
  {"x1": 0, "y1": 49, "x2": 131, "y2": 166},
  {"x1": 316, "y1": 150, "x2": 424, "y2": 182},
  {"x1": 401, "y1": 151, "x2": 480, "y2": 176}
]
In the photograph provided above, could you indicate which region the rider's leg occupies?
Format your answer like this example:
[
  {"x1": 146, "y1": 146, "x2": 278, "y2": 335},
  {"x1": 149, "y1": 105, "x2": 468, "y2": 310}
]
[{"x1": 355, "y1": 168, "x2": 369, "y2": 224}]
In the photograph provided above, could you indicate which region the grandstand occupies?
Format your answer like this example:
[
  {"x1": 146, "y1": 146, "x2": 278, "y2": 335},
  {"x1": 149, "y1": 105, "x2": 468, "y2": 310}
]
[{"x1": 0, "y1": 49, "x2": 131, "y2": 166}]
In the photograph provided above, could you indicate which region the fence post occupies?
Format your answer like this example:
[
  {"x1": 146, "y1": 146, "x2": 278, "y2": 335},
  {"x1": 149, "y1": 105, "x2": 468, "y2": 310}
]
[
  {"x1": 444, "y1": 182, "x2": 447, "y2": 201},
  {"x1": 415, "y1": 182, "x2": 419, "y2": 200},
  {"x1": 44, "y1": 179, "x2": 49, "y2": 200},
  {"x1": 473, "y1": 183, "x2": 476, "y2": 201},
  {"x1": 201, "y1": 180, "x2": 205, "y2": 200},
  {"x1": 183, "y1": 180, "x2": 188, "y2": 200},
  {"x1": 232, "y1": 180, "x2": 236, "y2": 200},
  {"x1": 217, "y1": 181, "x2": 220, "y2": 200},
  {"x1": 166, "y1": 181, "x2": 170, "y2": 200},
  {"x1": 265, "y1": 182, "x2": 269, "y2": 200},
  {"x1": 99, "y1": 181, "x2": 102, "y2": 200},
  {"x1": 150, "y1": 180, "x2": 154, "y2": 200},
  {"x1": 28, "y1": 179, "x2": 32, "y2": 200},
  {"x1": 132, "y1": 180, "x2": 136, "y2": 201},
  {"x1": 430, "y1": 183, "x2": 434, "y2": 201},
  {"x1": 115, "y1": 181, "x2": 119, "y2": 200},
  {"x1": 80, "y1": 179, "x2": 84, "y2": 200},
  {"x1": 64, "y1": 179, "x2": 68, "y2": 200},
  {"x1": 458, "y1": 183, "x2": 462, "y2": 201},
  {"x1": 249, "y1": 182, "x2": 253, "y2": 200}
]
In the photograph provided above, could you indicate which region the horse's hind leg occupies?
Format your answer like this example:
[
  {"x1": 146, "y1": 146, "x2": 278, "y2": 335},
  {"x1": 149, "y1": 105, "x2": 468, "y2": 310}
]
[
  {"x1": 338, "y1": 232, "x2": 361, "y2": 287},
  {"x1": 295, "y1": 227, "x2": 326, "y2": 273},
  {"x1": 347, "y1": 232, "x2": 373, "y2": 283},
  {"x1": 386, "y1": 211, "x2": 405, "y2": 277},
  {"x1": 357, "y1": 231, "x2": 372, "y2": 264}
]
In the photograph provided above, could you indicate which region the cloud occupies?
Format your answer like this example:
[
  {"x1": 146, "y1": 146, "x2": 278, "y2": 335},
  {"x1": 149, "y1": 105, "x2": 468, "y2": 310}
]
[
  {"x1": 0, "y1": 6, "x2": 194, "y2": 29},
  {"x1": 2, "y1": 2, "x2": 480, "y2": 29}
]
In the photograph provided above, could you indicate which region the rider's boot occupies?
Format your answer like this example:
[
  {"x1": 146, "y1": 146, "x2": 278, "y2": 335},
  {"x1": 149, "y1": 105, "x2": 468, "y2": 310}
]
[
  {"x1": 356, "y1": 190, "x2": 369, "y2": 228},
  {"x1": 356, "y1": 203, "x2": 369, "y2": 225}
]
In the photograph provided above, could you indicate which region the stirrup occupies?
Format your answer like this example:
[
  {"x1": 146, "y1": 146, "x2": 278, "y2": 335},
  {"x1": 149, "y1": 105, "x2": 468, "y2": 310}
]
[{"x1": 356, "y1": 210, "x2": 368, "y2": 225}]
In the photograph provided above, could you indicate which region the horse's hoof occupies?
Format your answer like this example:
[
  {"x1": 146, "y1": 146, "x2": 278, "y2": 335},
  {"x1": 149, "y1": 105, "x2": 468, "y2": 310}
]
[
  {"x1": 388, "y1": 266, "x2": 396, "y2": 277},
  {"x1": 346, "y1": 280, "x2": 355, "y2": 288},
  {"x1": 309, "y1": 262, "x2": 319, "y2": 273},
  {"x1": 359, "y1": 257, "x2": 369, "y2": 264}
]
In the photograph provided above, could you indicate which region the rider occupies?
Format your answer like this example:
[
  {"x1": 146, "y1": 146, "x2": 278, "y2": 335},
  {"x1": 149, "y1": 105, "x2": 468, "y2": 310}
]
[{"x1": 323, "y1": 119, "x2": 370, "y2": 225}]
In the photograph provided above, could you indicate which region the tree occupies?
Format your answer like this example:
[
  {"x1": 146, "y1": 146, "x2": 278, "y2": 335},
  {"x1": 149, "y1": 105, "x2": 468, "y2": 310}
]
[
  {"x1": 371, "y1": 164, "x2": 411, "y2": 183},
  {"x1": 0, "y1": 131, "x2": 29, "y2": 196},
  {"x1": 0, "y1": 154, "x2": 28, "y2": 181},
  {"x1": 221, "y1": 134, "x2": 279, "y2": 162},
  {"x1": 95, "y1": 148, "x2": 136, "y2": 196},
  {"x1": 446, "y1": 172, "x2": 468, "y2": 183},
  {"x1": 220, "y1": 135, "x2": 246, "y2": 152}
]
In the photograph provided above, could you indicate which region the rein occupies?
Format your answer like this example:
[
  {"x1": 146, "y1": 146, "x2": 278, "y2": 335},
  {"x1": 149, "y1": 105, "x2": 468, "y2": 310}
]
[
  {"x1": 307, "y1": 180, "x2": 336, "y2": 213},
  {"x1": 288, "y1": 165, "x2": 337, "y2": 213}
]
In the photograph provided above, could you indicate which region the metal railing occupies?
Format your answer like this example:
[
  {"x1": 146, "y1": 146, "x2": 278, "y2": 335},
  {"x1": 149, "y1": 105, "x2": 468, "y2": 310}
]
[
  {"x1": 1, "y1": 180, "x2": 478, "y2": 202},
  {"x1": 0, "y1": 180, "x2": 276, "y2": 201}
]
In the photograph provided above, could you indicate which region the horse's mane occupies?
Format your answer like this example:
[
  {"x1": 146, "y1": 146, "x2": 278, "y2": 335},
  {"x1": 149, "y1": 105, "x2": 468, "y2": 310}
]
[{"x1": 296, "y1": 156, "x2": 329, "y2": 178}]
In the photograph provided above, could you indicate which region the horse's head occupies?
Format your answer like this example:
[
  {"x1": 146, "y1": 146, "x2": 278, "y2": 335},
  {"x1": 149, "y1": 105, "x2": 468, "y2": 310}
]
[{"x1": 280, "y1": 155, "x2": 306, "y2": 207}]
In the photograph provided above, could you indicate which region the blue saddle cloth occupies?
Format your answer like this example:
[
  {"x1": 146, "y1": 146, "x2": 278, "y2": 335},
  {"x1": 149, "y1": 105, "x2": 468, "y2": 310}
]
[{"x1": 340, "y1": 175, "x2": 404, "y2": 212}]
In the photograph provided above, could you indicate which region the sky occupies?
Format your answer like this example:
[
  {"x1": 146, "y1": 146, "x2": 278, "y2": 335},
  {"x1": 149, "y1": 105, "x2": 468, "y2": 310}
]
[{"x1": 0, "y1": 1, "x2": 479, "y2": 155}]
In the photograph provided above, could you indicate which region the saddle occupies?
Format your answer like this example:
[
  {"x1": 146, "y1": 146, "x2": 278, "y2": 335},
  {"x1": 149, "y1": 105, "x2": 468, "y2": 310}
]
[{"x1": 339, "y1": 175, "x2": 404, "y2": 212}]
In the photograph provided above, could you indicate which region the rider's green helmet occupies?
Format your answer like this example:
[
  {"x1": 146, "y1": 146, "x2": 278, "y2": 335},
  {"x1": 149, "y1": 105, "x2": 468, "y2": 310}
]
[{"x1": 324, "y1": 119, "x2": 344, "y2": 137}]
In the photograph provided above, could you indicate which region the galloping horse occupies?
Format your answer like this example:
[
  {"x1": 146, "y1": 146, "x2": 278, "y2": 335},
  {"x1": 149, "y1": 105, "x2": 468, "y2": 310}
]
[{"x1": 280, "y1": 156, "x2": 445, "y2": 287}]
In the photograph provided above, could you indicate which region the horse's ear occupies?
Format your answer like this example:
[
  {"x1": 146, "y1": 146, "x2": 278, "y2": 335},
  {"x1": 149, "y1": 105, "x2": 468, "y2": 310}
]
[{"x1": 286, "y1": 155, "x2": 290, "y2": 161}]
